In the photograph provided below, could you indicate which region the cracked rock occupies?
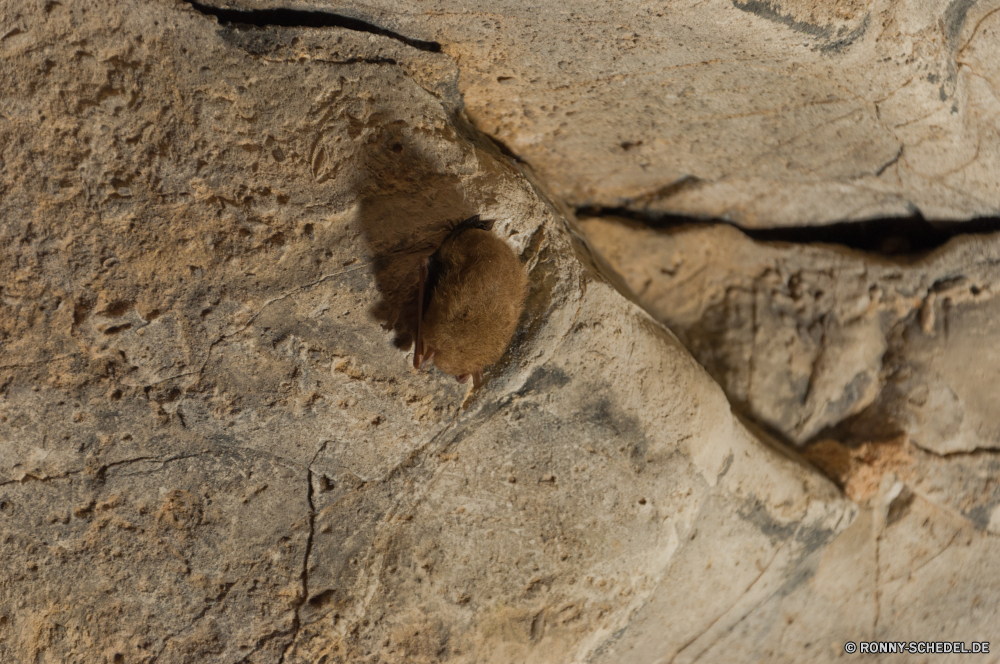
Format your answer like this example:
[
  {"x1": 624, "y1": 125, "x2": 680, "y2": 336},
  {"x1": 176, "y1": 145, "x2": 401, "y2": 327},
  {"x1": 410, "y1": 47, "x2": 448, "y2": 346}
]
[
  {"x1": 358, "y1": 0, "x2": 1000, "y2": 225},
  {"x1": 2, "y1": 0, "x2": 998, "y2": 663},
  {"x1": 581, "y1": 216, "x2": 1000, "y2": 453}
]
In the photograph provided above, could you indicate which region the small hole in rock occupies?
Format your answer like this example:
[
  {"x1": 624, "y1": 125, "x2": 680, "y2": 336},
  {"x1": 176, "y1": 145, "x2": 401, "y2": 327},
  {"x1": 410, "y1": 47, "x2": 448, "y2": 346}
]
[
  {"x1": 103, "y1": 323, "x2": 132, "y2": 335},
  {"x1": 103, "y1": 300, "x2": 132, "y2": 316}
]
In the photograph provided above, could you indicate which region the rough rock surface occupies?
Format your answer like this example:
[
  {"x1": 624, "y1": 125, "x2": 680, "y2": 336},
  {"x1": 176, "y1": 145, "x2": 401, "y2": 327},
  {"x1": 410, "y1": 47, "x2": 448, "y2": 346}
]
[
  {"x1": 1, "y1": 0, "x2": 998, "y2": 663},
  {"x1": 582, "y1": 214, "x2": 1000, "y2": 515},
  {"x1": 580, "y1": 216, "x2": 1000, "y2": 657},
  {"x1": 0, "y1": 1, "x2": 852, "y2": 662},
  {"x1": 580, "y1": 216, "x2": 1000, "y2": 454},
  {"x1": 328, "y1": 0, "x2": 1000, "y2": 225}
]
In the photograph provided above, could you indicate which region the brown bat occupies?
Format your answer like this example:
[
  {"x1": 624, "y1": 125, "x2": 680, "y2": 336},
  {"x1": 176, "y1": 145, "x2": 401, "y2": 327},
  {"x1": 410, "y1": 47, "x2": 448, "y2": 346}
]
[{"x1": 413, "y1": 215, "x2": 529, "y2": 388}]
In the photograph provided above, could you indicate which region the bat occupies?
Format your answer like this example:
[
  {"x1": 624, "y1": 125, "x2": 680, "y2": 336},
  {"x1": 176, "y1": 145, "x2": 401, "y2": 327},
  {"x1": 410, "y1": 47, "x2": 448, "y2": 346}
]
[{"x1": 414, "y1": 216, "x2": 529, "y2": 388}]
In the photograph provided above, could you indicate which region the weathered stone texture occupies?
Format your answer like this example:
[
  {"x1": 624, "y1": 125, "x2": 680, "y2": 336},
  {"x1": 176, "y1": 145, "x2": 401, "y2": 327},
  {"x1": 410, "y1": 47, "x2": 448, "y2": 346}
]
[
  {"x1": 581, "y1": 216, "x2": 1000, "y2": 454},
  {"x1": 2, "y1": 0, "x2": 999, "y2": 662},
  {"x1": 581, "y1": 215, "x2": 1000, "y2": 661},
  {"x1": 0, "y1": 1, "x2": 852, "y2": 662},
  {"x1": 344, "y1": 0, "x2": 1000, "y2": 225}
]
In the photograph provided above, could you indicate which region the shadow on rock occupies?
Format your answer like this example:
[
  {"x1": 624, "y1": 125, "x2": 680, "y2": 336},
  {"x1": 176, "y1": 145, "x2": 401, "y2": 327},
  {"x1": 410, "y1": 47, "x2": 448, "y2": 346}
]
[{"x1": 355, "y1": 131, "x2": 479, "y2": 353}]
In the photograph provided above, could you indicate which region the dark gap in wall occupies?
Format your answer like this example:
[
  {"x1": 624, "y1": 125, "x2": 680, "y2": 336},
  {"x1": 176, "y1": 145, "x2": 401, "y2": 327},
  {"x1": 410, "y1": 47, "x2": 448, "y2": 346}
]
[
  {"x1": 186, "y1": 1, "x2": 442, "y2": 52},
  {"x1": 577, "y1": 207, "x2": 1000, "y2": 256},
  {"x1": 485, "y1": 134, "x2": 527, "y2": 164}
]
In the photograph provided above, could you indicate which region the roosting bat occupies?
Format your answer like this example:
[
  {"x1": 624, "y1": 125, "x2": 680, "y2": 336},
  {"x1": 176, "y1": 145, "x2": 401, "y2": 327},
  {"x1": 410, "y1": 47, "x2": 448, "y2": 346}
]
[{"x1": 413, "y1": 216, "x2": 529, "y2": 388}]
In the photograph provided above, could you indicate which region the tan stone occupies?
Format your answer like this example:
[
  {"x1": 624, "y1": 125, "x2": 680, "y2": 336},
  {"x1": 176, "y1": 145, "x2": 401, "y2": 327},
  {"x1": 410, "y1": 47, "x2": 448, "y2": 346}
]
[
  {"x1": 357, "y1": 0, "x2": 1000, "y2": 225},
  {"x1": 1, "y1": 0, "x2": 998, "y2": 662},
  {"x1": 581, "y1": 216, "x2": 1000, "y2": 453}
]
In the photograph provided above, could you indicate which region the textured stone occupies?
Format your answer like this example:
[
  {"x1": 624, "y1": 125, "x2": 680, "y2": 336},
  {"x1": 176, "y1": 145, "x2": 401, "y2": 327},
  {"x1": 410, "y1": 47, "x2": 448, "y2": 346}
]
[
  {"x1": 342, "y1": 0, "x2": 1000, "y2": 225},
  {"x1": 0, "y1": 1, "x2": 852, "y2": 662},
  {"x1": 2, "y1": 0, "x2": 999, "y2": 662},
  {"x1": 580, "y1": 215, "x2": 1000, "y2": 652},
  {"x1": 581, "y1": 216, "x2": 1000, "y2": 453}
]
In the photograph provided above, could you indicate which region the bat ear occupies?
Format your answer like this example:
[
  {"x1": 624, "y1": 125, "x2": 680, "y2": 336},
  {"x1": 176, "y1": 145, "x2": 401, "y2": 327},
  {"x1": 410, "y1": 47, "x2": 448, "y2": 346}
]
[{"x1": 451, "y1": 215, "x2": 494, "y2": 235}]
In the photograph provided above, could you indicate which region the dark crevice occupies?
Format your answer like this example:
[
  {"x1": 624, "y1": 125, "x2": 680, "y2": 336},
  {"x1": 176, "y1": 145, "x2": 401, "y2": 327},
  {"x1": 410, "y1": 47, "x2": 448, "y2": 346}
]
[
  {"x1": 874, "y1": 145, "x2": 904, "y2": 177},
  {"x1": 577, "y1": 207, "x2": 1000, "y2": 257},
  {"x1": 312, "y1": 56, "x2": 398, "y2": 66},
  {"x1": 484, "y1": 133, "x2": 527, "y2": 164},
  {"x1": 735, "y1": 411, "x2": 806, "y2": 459},
  {"x1": 277, "y1": 467, "x2": 314, "y2": 663},
  {"x1": 279, "y1": 443, "x2": 324, "y2": 662},
  {"x1": 302, "y1": 467, "x2": 316, "y2": 606},
  {"x1": 186, "y1": 2, "x2": 441, "y2": 52}
]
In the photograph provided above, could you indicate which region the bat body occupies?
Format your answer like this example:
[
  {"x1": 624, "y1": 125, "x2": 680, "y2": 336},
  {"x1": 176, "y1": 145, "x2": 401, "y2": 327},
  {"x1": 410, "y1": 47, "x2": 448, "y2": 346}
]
[{"x1": 414, "y1": 216, "x2": 529, "y2": 388}]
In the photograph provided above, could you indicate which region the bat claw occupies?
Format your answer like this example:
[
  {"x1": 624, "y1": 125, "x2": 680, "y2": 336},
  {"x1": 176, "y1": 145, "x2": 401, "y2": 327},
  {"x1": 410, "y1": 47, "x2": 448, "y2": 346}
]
[
  {"x1": 415, "y1": 257, "x2": 429, "y2": 369},
  {"x1": 455, "y1": 371, "x2": 483, "y2": 387}
]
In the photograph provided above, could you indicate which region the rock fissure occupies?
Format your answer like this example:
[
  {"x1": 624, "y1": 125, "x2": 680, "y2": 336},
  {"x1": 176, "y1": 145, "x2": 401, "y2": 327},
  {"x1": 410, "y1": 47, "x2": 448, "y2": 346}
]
[
  {"x1": 670, "y1": 539, "x2": 791, "y2": 664},
  {"x1": 100, "y1": 452, "x2": 210, "y2": 477},
  {"x1": 873, "y1": 145, "x2": 904, "y2": 178},
  {"x1": 279, "y1": 440, "x2": 327, "y2": 660},
  {"x1": 186, "y1": 1, "x2": 441, "y2": 52},
  {"x1": 5, "y1": 0, "x2": 1000, "y2": 660},
  {"x1": 264, "y1": 55, "x2": 400, "y2": 67},
  {"x1": 0, "y1": 450, "x2": 283, "y2": 489},
  {"x1": 579, "y1": 208, "x2": 1000, "y2": 257},
  {"x1": 909, "y1": 529, "x2": 961, "y2": 578},
  {"x1": 277, "y1": 469, "x2": 313, "y2": 662}
]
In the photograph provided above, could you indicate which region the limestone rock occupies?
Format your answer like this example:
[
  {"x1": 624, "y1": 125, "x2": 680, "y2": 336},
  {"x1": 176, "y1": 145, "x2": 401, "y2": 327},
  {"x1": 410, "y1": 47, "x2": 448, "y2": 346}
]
[
  {"x1": 352, "y1": 0, "x2": 1000, "y2": 225},
  {"x1": 3, "y1": 0, "x2": 999, "y2": 662},
  {"x1": 581, "y1": 215, "x2": 1000, "y2": 581},
  {"x1": 0, "y1": 1, "x2": 851, "y2": 662},
  {"x1": 581, "y1": 216, "x2": 1000, "y2": 454}
]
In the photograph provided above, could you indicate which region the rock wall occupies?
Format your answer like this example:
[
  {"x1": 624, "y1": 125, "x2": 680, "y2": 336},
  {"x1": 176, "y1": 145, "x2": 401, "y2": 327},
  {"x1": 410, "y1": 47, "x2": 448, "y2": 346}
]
[
  {"x1": 1, "y1": 0, "x2": 998, "y2": 663},
  {"x1": 581, "y1": 217, "x2": 1000, "y2": 455},
  {"x1": 339, "y1": 0, "x2": 1000, "y2": 226},
  {"x1": 581, "y1": 215, "x2": 1000, "y2": 659}
]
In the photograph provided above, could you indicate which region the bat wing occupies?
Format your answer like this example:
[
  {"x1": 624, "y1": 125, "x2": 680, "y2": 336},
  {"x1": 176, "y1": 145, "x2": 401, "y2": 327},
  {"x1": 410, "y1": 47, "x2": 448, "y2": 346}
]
[
  {"x1": 415, "y1": 214, "x2": 494, "y2": 371},
  {"x1": 415, "y1": 257, "x2": 429, "y2": 368}
]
